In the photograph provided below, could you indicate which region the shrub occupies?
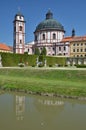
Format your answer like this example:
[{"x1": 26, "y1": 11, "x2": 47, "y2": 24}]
[
  {"x1": 76, "y1": 64, "x2": 86, "y2": 68},
  {"x1": 49, "y1": 65, "x2": 53, "y2": 67},
  {"x1": 18, "y1": 63, "x2": 25, "y2": 67},
  {"x1": 32, "y1": 65, "x2": 35, "y2": 67},
  {"x1": 38, "y1": 63, "x2": 44, "y2": 67}
]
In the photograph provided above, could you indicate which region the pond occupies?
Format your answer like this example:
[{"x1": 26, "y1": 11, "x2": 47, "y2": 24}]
[{"x1": 0, "y1": 92, "x2": 86, "y2": 130}]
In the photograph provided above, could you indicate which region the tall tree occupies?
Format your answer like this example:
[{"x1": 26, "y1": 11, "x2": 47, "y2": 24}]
[
  {"x1": 34, "y1": 48, "x2": 40, "y2": 55},
  {"x1": 41, "y1": 47, "x2": 47, "y2": 55}
]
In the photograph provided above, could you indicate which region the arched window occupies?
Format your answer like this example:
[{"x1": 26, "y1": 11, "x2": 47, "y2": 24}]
[
  {"x1": 20, "y1": 26, "x2": 22, "y2": 31},
  {"x1": 20, "y1": 40, "x2": 22, "y2": 44},
  {"x1": 43, "y1": 34, "x2": 45, "y2": 40},
  {"x1": 53, "y1": 33, "x2": 56, "y2": 39},
  {"x1": 64, "y1": 46, "x2": 66, "y2": 51}
]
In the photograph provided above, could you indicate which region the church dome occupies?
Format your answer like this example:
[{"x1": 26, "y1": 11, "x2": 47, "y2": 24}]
[{"x1": 35, "y1": 10, "x2": 65, "y2": 32}]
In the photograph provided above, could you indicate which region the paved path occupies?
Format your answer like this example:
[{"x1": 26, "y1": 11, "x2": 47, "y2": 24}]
[{"x1": 0, "y1": 66, "x2": 86, "y2": 70}]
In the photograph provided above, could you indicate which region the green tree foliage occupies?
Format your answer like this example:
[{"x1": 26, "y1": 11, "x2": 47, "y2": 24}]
[
  {"x1": 41, "y1": 47, "x2": 47, "y2": 55},
  {"x1": 39, "y1": 55, "x2": 44, "y2": 62},
  {"x1": 34, "y1": 48, "x2": 40, "y2": 55}
]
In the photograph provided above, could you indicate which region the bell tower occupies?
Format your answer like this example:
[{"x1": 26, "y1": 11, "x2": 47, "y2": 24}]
[{"x1": 13, "y1": 12, "x2": 25, "y2": 54}]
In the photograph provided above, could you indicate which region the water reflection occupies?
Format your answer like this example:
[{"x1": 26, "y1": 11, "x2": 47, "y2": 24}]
[
  {"x1": 38, "y1": 99, "x2": 64, "y2": 106},
  {"x1": 15, "y1": 95, "x2": 25, "y2": 120},
  {"x1": 0, "y1": 92, "x2": 86, "y2": 130},
  {"x1": 33, "y1": 96, "x2": 65, "y2": 129}
]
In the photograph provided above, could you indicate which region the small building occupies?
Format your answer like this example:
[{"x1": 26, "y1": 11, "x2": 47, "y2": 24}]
[
  {"x1": 0, "y1": 43, "x2": 12, "y2": 53},
  {"x1": 25, "y1": 41, "x2": 34, "y2": 55}
]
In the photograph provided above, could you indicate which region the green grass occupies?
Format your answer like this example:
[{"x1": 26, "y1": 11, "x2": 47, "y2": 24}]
[{"x1": 0, "y1": 67, "x2": 86, "y2": 97}]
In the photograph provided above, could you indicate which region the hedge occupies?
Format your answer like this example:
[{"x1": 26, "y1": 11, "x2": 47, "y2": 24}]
[
  {"x1": 0, "y1": 52, "x2": 66, "y2": 67},
  {"x1": 76, "y1": 64, "x2": 86, "y2": 68}
]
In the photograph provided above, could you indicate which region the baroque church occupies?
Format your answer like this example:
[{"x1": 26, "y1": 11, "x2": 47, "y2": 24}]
[{"x1": 13, "y1": 10, "x2": 86, "y2": 58}]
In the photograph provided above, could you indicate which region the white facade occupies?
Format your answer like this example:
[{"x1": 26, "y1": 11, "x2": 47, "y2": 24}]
[
  {"x1": 56, "y1": 42, "x2": 70, "y2": 56},
  {"x1": 13, "y1": 11, "x2": 70, "y2": 57},
  {"x1": 33, "y1": 10, "x2": 65, "y2": 56},
  {"x1": 25, "y1": 41, "x2": 34, "y2": 55},
  {"x1": 13, "y1": 13, "x2": 25, "y2": 54}
]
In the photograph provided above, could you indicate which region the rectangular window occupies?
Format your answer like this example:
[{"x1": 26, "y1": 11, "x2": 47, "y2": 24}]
[
  {"x1": 59, "y1": 47, "x2": 61, "y2": 51},
  {"x1": 81, "y1": 49, "x2": 83, "y2": 52},
  {"x1": 77, "y1": 49, "x2": 79, "y2": 52},
  {"x1": 53, "y1": 47, "x2": 55, "y2": 51},
  {"x1": 73, "y1": 49, "x2": 75, "y2": 52}
]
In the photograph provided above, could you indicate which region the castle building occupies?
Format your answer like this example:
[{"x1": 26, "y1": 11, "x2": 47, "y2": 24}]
[
  {"x1": 13, "y1": 12, "x2": 25, "y2": 54},
  {"x1": 13, "y1": 10, "x2": 86, "y2": 58}
]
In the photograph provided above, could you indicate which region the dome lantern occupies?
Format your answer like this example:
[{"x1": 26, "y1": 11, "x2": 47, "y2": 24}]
[{"x1": 46, "y1": 10, "x2": 53, "y2": 19}]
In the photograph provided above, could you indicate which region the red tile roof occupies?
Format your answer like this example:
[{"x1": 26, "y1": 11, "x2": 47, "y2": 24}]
[
  {"x1": 61, "y1": 36, "x2": 86, "y2": 42},
  {"x1": 61, "y1": 36, "x2": 73, "y2": 42},
  {"x1": 0, "y1": 43, "x2": 11, "y2": 51}
]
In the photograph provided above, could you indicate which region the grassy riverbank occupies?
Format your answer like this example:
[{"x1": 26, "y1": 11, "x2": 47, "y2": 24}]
[{"x1": 0, "y1": 67, "x2": 86, "y2": 98}]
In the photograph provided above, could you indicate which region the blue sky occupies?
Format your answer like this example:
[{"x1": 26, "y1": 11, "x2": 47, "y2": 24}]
[{"x1": 0, "y1": 0, "x2": 86, "y2": 46}]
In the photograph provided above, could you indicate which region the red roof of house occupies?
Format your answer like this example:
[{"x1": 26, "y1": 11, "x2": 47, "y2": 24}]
[
  {"x1": 61, "y1": 36, "x2": 86, "y2": 42},
  {"x1": 61, "y1": 36, "x2": 73, "y2": 42},
  {"x1": 0, "y1": 43, "x2": 11, "y2": 51}
]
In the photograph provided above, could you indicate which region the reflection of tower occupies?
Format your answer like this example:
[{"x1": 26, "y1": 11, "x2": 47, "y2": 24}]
[
  {"x1": 16, "y1": 95, "x2": 25, "y2": 120},
  {"x1": 13, "y1": 12, "x2": 25, "y2": 54}
]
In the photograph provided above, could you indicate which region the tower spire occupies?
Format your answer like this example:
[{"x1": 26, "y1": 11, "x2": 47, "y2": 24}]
[
  {"x1": 17, "y1": 7, "x2": 21, "y2": 15},
  {"x1": 72, "y1": 28, "x2": 75, "y2": 37}
]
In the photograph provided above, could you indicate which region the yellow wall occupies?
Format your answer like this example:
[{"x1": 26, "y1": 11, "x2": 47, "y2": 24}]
[{"x1": 70, "y1": 41, "x2": 86, "y2": 57}]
